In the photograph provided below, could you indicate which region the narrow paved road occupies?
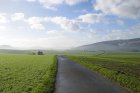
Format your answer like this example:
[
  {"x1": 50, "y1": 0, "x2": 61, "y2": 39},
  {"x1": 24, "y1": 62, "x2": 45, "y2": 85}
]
[{"x1": 54, "y1": 56, "x2": 129, "y2": 93}]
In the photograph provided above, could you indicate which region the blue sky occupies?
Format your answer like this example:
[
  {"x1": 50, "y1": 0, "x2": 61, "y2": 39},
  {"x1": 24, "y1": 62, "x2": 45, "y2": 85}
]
[{"x1": 0, "y1": 0, "x2": 140, "y2": 49}]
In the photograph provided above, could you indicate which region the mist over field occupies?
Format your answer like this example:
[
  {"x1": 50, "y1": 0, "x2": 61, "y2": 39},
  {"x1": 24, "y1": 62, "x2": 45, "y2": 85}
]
[{"x1": 0, "y1": 0, "x2": 140, "y2": 93}]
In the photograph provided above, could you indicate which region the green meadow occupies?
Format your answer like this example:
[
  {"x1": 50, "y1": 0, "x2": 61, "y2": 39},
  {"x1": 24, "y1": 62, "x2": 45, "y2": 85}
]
[
  {"x1": 0, "y1": 54, "x2": 57, "y2": 93},
  {"x1": 66, "y1": 52, "x2": 140, "y2": 93},
  {"x1": 0, "y1": 52, "x2": 139, "y2": 93}
]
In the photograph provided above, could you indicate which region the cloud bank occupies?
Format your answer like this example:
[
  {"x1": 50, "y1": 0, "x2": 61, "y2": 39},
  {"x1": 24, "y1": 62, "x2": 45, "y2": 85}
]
[{"x1": 94, "y1": 0, "x2": 140, "y2": 19}]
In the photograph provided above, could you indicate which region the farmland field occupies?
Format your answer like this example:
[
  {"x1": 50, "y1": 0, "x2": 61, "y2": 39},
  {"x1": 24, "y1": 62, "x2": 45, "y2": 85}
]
[
  {"x1": 66, "y1": 52, "x2": 140, "y2": 93},
  {"x1": 0, "y1": 54, "x2": 57, "y2": 93}
]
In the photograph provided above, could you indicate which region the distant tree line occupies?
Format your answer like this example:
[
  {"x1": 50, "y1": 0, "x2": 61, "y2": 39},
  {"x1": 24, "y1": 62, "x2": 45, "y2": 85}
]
[{"x1": 32, "y1": 51, "x2": 44, "y2": 55}]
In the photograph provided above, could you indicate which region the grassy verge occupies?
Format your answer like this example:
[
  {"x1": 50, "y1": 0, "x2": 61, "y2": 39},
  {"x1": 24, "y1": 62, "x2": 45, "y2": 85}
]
[
  {"x1": 32, "y1": 55, "x2": 57, "y2": 93},
  {"x1": 0, "y1": 54, "x2": 57, "y2": 93},
  {"x1": 66, "y1": 53, "x2": 140, "y2": 93}
]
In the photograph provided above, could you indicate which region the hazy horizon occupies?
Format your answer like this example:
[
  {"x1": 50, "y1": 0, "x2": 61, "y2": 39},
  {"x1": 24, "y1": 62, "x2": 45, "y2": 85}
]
[{"x1": 0, "y1": 0, "x2": 140, "y2": 49}]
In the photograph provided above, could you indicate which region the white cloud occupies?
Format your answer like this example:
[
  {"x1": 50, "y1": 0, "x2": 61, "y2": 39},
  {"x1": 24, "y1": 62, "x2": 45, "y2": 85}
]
[
  {"x1": 4, "y1": 13, "x2": 82, "y2": 31},
  {"x1": 0, "y1": 12, "x2": 105, "y2": 32},
  {"x1": 30, "y1": 23, "x2": 45, "y2": 30},
  {"x1": 5, "y1": 13, "x2": 46, "y2": 31},
  {"x1": 26, "y1": 0, "x2": 88, "y2": 10},
  {"x1": 24, "y1": 16, "x2": 81, "y2": 31},
  {"x1": 0, "y1": 13, "x2": 8, "y2": 24},
  {"x1": 94, "y1": 0, "x2": 140, "y2": 19},
  {"x1": 50, "y1": 16, "x2": 80, "y2": 31},
  {"x1": 78, "y1": 13, "x2": 103, "y2": 23},
  {"x1": 27, "y1": 17, "x2": 43, "y2": 24},
  {"x1": 11, "y1": 13, "x2": 25, "y2": 21},
  {"x1": 27, "y1": 17, "x2": 45, "y2": 30}
]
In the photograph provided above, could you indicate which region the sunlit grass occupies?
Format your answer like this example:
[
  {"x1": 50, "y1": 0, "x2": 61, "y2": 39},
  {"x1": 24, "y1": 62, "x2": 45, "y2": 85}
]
[
  {"x1": 0, "y1": 54, "x2": 57, "y2": 93},
  {"x1": 66, "y1": 52, "x2": 140, "y2": 93}
]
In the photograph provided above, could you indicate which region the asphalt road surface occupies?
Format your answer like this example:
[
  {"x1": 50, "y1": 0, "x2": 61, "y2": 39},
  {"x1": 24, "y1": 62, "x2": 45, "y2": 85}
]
[{"x1": 54, "y1": 56, "x2": 129, "y2": 93}]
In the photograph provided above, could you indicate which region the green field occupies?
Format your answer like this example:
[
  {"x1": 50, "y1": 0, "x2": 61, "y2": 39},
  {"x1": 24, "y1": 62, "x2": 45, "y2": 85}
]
[
  {"x1": 0, "y1": 54, "x2": 57, "y2": 93},
  {"x1": 66, "y1": 52, "x2": 140, "y2": 93}
]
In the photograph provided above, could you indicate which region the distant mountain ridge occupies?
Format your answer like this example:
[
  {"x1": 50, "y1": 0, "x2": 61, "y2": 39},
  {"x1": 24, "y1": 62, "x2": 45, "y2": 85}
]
[
  {"x1": 74, "y1": 38, "x2": 140, "y2": 52},
  {"x1": 0, "y1": 45, "x2": 14, "y2": 49}
]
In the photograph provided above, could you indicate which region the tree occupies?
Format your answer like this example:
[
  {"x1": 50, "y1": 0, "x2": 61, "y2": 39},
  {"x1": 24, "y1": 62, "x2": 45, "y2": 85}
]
[
  {"x1": 37, "y1": 51, "x2": 44, "y2": 55},
  {"x1": 32, "y1": 52, "x2": 36, "y2": 55}
]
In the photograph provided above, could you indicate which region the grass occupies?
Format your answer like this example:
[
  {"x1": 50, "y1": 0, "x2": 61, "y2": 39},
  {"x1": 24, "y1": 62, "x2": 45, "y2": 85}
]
[
  {"x1": 0, "y1": 54, "x2": 57, "y2": 93},
  {"x1": 66, "y1": 52, "x2": 140, "y2": 93}
]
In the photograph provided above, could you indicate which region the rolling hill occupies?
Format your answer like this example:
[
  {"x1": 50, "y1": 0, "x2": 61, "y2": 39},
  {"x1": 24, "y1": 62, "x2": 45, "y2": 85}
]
[
  {"x1": 74, "y1": 38, "x2": 140, "y2": 52},
  {"x1": 0, "y1": 45, "x2": 14, "y2": 49}
]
